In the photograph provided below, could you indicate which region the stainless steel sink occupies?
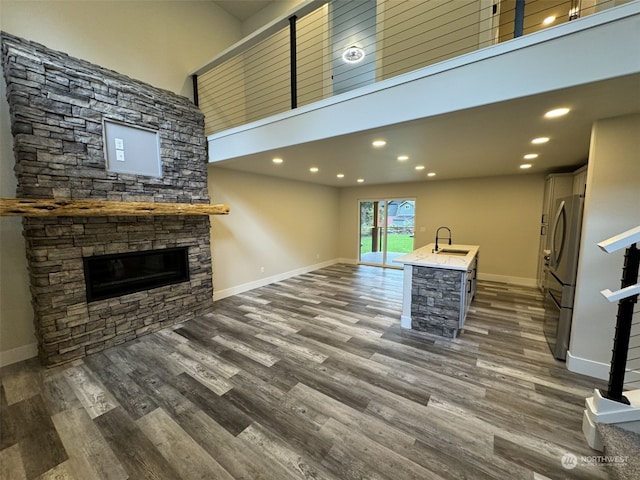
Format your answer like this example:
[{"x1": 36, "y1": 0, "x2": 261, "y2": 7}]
[{"x1": 436, "y1": 249, "x2": 469, "y2": 256}]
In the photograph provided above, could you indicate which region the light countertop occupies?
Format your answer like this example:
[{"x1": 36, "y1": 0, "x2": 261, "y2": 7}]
[{"x1": 393, "y1": 243, "x2": 479, "y2": 271}]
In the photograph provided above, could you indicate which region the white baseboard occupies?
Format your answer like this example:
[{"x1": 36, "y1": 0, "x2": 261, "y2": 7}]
[
  {"x1": 0, "y1": 259, "x2": 362, "y2": 364},
  {"x1": 212, "y1": 260, "x2": 537, "y2": 302},
  {"x1": 477, "y1": 272, "x2": 537, "y2": 288},
  {"x1": 337, "y1": 257, "x2": 357, "y2": 265},
  {"x1": 567, "y1": 350, "x2": 610, "y2": 380},
  {"x1": 0, "y1": 342, "x2": 37, "y2": 367},
  {"x1": 213, "y1": 258, "x2": 347, "y2": 301}
]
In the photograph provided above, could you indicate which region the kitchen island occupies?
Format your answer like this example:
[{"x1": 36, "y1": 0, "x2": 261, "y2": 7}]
[{"x1": 394, "y1": 243, "x2": 479, "y2": 338}]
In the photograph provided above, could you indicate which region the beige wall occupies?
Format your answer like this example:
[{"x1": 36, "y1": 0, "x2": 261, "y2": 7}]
[
  {"x1": 243, "y1": 27, "x2": 291, "y2": 124},
  {"x1": 297, "y1": 4, "x2": 330, "y2": 107},
  {"x1": 207, "y1": 170, "x2": 545, "y2": 297},
  {"x1": 0, "y1": 75, "x2": 32, "y2": 360},
  {"x1": 338, "y1": 174, "x2": 546, "y2": 283},
  {"x1": 378, "y1": 0, "x2": 481, "y2": 80},
  {"x1": 0, "y1": 0, "x2": 242, "y2": 364},
  {"x1": 199, "y1": 53, "x2": 249, "y2": 135},
  {"x1": 241, "y1": 0, "x2": 306, "y2": 37},
  {"x1": 208, "y1": 167, "x2": 340, "y2": 296},
  {"x1": 0, "y1": 0, "x2": 241, "y2": 97},
  {"x1": 569, "y1": 113, "x2": 640, "y2": 377}
]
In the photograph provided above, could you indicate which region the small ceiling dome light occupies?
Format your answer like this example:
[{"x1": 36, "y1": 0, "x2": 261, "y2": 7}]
[
  {"x1": 427, "y1": 172, "x2": 436, "y2": 177},
  {"x1": 397, "y1": 155, "x2": 409, "y2": 161},
  {"x1": 520, "y1": 164, "x2": 533, "y2": 169},
  {"x1": 272, "y1": 157, "x2": 283, "y2": 164},
  {"x1": 542, "y1": 15, "x2": 556, "y2": 25},
  {"x1": 372, "y1": 139, "x2": 386, "y2": 148},
  {"x1": 342, "y1": 46, "x2": 365, "y2": 64},
  {"x1": 336, "y1": 173, "x2": 345, "y2": 178},
  {"x1": 545, "y1": 107, "x2": 570, "y2": 118},
  {"x1": 415, "y1": 165, "x2": 425, "y2": 171},
  {"x1": 309, "y1": 167, "x2": 319, "y2": 173},
  {"x1": 357, "y1": 178, "x2": 365, "y2": 183},
  {"x1": 524, "y1": 153, "x2": 539, "y2": 160}
]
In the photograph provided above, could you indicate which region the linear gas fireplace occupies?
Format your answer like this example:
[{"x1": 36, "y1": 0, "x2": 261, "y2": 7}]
[{"x1": 83, "y1": 247, "x2": 190, "y2": 302}]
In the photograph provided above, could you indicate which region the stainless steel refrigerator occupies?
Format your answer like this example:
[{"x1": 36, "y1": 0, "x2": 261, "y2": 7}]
[{"x1": 544, "y1": 194, "x2": 584, "y2": 360}]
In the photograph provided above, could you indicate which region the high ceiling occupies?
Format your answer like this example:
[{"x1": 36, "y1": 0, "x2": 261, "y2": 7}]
[{"x1": 214, "y1": 1, "x2": 274, "y2": 21}]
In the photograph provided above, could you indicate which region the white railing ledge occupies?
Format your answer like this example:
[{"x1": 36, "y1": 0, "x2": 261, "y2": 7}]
[
  {"x1": 598, "y1": 226, "x2": 640, "y2": 253},
  {"x1": 601, "y1": 284, "x2": 640, "y2": 303}
]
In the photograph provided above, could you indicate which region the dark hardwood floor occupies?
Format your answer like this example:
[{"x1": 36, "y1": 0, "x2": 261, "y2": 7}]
[{"x1": 1, "y1": 264, "x2": 611, "y2": 479}]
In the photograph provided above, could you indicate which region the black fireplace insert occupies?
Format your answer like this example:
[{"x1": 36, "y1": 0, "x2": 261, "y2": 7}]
[{"x1": 83, "y1": 247, "x2": 189, "y2": 302}]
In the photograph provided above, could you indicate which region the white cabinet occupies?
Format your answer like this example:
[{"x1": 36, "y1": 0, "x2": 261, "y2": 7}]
[
  {"x1": 536, "y1": 167, "x2": 588, "y2": 291},
  {"x1": 460, "y1": 255, "x2": 478, "y2": 328},
  {"x1": 573, "y1": 165, "x2": 587, "y2": 195},
  {"x1": 536, "y1": 174, "x2": 573, "y2": 291},
  {"x1": 541, "y1": 173, "x2": 573, "y2": 227}
]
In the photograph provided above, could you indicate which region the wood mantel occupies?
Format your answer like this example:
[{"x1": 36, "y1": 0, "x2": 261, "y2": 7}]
[{"x1": 0, "y1": 198, "x2": 230, "y2": 217}]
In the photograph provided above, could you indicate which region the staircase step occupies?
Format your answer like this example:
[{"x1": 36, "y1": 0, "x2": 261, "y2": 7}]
[{"x1": 597, "y1": 423, "x2": 640, "y2": 480}]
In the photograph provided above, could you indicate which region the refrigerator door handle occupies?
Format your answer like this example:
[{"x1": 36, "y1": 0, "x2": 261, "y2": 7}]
[{"x1": 550, "y1": 200, "x2": 566, "y2": 268}]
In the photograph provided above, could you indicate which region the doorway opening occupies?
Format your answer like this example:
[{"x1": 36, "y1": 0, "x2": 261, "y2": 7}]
[{"x1": 358, "y1": 199, "x2": 415, "y2": 267}]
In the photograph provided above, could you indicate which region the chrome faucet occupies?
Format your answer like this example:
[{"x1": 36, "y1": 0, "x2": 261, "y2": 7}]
[{"x1": 434, "y1": 226, "x2": 452, "y2": 252}]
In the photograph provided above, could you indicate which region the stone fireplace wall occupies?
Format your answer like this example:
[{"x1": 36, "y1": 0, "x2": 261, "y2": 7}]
[{"x1": 1, "y1": 32, "x2": 215, "y2": 366}]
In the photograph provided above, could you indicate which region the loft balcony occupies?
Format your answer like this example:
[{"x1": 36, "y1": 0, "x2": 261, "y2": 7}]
[{"x1": 194, "y1": 0, "x2": 640, "y2": 184}]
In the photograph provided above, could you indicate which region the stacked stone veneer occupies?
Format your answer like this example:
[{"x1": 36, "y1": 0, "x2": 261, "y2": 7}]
[
  {"x1": 1, "y1": 32, "x2": 215, "y2": 366},
  {"x1": 411, "y1": 266, "x2": 463, "y2": 338}
]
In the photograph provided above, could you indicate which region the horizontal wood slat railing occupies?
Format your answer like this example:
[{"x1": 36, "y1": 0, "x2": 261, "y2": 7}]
[{"x1": 0, "y1": 198, "x2": 230, "y2": 217}]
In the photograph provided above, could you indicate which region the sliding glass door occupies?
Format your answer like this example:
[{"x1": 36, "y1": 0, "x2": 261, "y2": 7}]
[{"x1": 358, "y1": 199, "x2": 415, "y2": 267}]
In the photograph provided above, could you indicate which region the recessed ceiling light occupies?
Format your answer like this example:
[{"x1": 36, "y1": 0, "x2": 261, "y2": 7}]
[
  {"x1": 357, "y1": 178, "x2": 365, "y2": 183},
  {"x1": 372, "y1": 140, "x2": 386, "y2": 148},
  {"x1": 520, "y1": 164, "x2": 533, "y2": 169},
  {"x1": 544, "y1": 107, "x2": 570, "y2": 118},
  {"x1": 415, "y1": 165, "x2": 425, "y2": 170},
  {"x1": 272, "y1": 157, "x2": 283, "y2": 164},
  {"x1": 427, "y1": 172, "x2": 436, "y2": 177},
  {"x1": 531, "y1": 137, "x2": 550, "y2": 144},
  {"x1": 397, "y1": 155, "x2": 409, "y2": 161},
  {"x1": 309, "y1": 167, "x2": 319, "y2": 173},
  {"x1": 336, "y1": 173, "x2": 345, "y2": 178},
  {"x1": 524, "y1": 153, "x2": 538, "y2": 160},
  {"x1": 542, "y1": 16, "x2": 556, "y2": 25}
]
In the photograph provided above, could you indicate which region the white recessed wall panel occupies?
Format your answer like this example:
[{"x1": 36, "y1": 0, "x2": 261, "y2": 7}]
[{"x1": 104, "y1": 121, "x2": 162, "y2": 177}]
